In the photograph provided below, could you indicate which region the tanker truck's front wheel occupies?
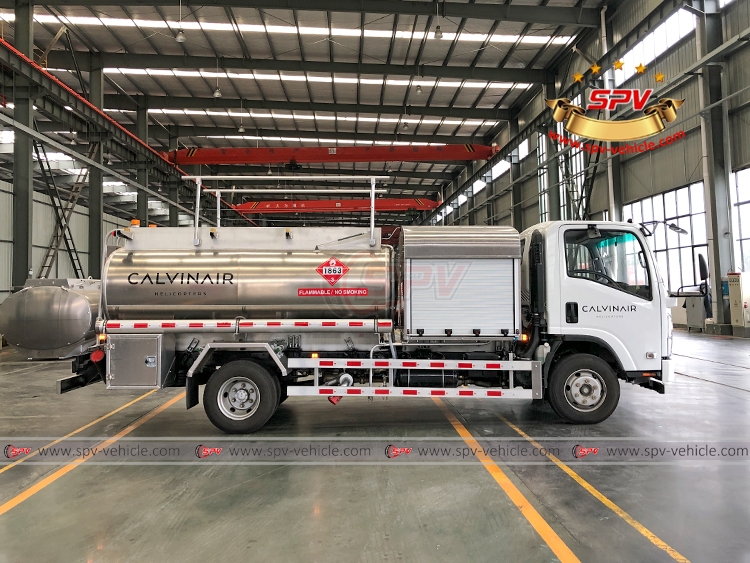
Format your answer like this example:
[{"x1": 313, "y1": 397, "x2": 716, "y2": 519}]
[
  {"x1": 548, "y1": 354, "x2": 619, "y2": 424},
  {"x1": 204, "y1": 361, "x2": 279, "y2": 433}
]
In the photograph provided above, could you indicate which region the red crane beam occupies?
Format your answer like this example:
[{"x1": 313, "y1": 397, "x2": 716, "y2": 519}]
[
  {"x1": 167, "y1": 145, "x2": 495, "y2": 165},
  {"x1": 234, "y1": 198, "x2": 439, "y2": 214}
]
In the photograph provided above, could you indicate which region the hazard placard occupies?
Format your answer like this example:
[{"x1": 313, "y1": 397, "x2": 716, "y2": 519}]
[{"x1": 316, "y1": 257, "x2": 349, "y2": 286}]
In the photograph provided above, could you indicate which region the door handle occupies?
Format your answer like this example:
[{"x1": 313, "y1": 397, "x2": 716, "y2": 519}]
[{"x1": 566, "y1": 302, "x2": 578, "y2": 323}]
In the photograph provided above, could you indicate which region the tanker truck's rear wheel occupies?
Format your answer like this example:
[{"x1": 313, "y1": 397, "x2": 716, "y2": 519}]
[
  {"x1": 547, "y1": 354, "x2": 619, "y2": 424},
  {"x1": 204, "y1": 361, "x2": 279, "y2": 433}
]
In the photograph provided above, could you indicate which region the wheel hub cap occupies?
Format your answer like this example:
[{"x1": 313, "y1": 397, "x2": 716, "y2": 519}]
[
  {"x1": 218, "y1": 377, "x2": 260, "y2": 420},
  {"x1": 564, "y1": 370, "x2": 606, "y2": 412}
]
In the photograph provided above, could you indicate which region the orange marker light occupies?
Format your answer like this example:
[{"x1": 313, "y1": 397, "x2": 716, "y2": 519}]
[
  {"x1": 311, "y1": 352, "x2": 319, "y2": 359},
  {"x1": 520, "y1": 333, "x2": 529, "y2": 343}
]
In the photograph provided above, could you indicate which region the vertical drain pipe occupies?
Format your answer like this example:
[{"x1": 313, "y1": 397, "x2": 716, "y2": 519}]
[
  {"x1": 193, "y1": 176, "x2": 202, "y2": 246},
  {"x1": 601, "y1": 6, "x2": 617, "y2": 220},
  {"x1": 370, "y1": 177, "x2": 376, "y2": 247}
]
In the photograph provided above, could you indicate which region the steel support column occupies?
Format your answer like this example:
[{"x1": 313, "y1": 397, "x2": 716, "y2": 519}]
[
  {"x1": 698, "y1": 2, "x2": 734, "y2": 332},
  {"x1": 136, "y1": 105, "x2": 148, "y2": 225},
  {"x1": 11, "y1": 0, "x2": 33, "y2": 288},
  {"x1": 88, "y1": 57, "x2": 103, "y2": 276},
  {"x1": 509, "y1": 119, "x2": 523, "y2": 230},
  {"x1": 544, "y1": 81, "x2": 561, "y2": 221}
]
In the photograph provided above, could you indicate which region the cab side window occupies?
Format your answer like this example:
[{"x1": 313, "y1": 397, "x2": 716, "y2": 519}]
[{"x1": 564, "y1": 229, "x2": 652, "y2": 301}]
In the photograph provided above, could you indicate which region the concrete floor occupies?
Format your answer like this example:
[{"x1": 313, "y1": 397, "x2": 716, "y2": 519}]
[{"x1": 0, "y1": 330, "x2": 748, "y2": 563}]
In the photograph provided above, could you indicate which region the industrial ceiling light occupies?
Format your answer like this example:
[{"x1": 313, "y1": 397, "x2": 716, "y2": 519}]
[
  {"x1": 213, "y1": 58, "x2": 221, "y2": 98},
  {"x1": 416, "y1": 84, "x2": 422, "y2": 94},
  {"x1": 668, "y1": 222, "x2": 688, "y2": 235},
  {"x1": 434, "y1": 25, "x2": 443, "y2": 40},
  {"x1": 175, "y1": 0, "x2": 185, "y2": 43},
  {"x1": 238, "y1": 99, "x2": 245, "y2": 132},
  {"x1": 638, "y1": 219, "x2": 689, "y2": 237},
  {"x1": 402, "y1": 122, "x2": 409, "y2": 130}
]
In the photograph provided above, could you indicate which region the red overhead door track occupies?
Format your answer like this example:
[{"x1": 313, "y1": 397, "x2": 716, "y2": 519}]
[
  {"x1": 168, "y1": 145, "x2": 495, "y2": 165},
  {"x1": 234, "y1": 198, "x2": 439, "y2": 214}
]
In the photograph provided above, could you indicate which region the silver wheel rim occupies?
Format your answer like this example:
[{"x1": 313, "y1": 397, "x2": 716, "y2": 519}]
[
  {"x1": 218, "y1": 377, "x2": 260, "y2": 420},
  {"x1": 563, "y1": 369, "x2": 606, "y2": 412}
]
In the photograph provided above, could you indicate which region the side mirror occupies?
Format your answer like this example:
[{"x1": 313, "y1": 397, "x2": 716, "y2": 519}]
[{"x1": 698, "y1": 254, "x2": 709, "y2": 281}]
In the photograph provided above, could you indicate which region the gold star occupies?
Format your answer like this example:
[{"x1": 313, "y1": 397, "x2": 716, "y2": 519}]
[
  {"x1": 655, "y1": 71, "x2": 666, "y2": 83},
  {"x1": 590, "y1": 63, "x2": 601, "y2": 75},
  {"x1": 573, "y1": 72, "x2": 584, "y2": 83},
  {"x1": 635, "y1": 63, "x2": 647, "y2": 74},
  {"x1": 613, "y1": 59, "x2": 624, "y2": 70}
]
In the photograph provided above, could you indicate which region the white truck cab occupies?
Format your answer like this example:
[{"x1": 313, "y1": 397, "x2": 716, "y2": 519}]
[{"x1": 520, "y1": 221, "x2": 673, "y2": 423}]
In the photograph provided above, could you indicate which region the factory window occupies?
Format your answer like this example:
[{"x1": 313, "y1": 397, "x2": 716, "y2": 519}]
[
  {"x1": 491, "y1": 159, "x2": 510, "y2": 181},
  {"x1": 732, "y1": 168, "x2": 750, "y2": 272},
  {"x1": 518, "y1": 139, "x2": 529, "y2": 161},
  {"x1": 623, "y1": 183, "x2": 707, "y2": 292},
  {"x1": 615, "y1": 10, "x2": 696, "y2": 86},
  {"x1": 555, "y1": 100, "x2": 587, "y2": 220},
  {"x1": 473, "y1": 178, "x2": 487, "y2": 195}
]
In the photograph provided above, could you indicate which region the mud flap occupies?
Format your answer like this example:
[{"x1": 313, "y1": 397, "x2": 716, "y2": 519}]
[{"x1": 186, "y1": 376, "x2": 200, "y2": 409}]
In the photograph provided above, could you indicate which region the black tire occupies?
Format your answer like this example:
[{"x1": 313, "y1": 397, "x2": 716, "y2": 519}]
[
  {"x1": 203, "y1": 360, "x2": 279, "y2": 433},
  {"x1": 548, "y1": 353, "x2": 619, "y2": 424}
]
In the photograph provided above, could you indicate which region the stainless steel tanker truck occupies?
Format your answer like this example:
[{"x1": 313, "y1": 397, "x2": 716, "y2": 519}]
[{"x1": 0, "y1": 222, "x2": 674, "y2": 433}]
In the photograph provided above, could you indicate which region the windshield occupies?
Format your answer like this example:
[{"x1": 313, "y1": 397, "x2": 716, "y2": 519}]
[{"x1": 565, "y1": 229, "x2": 652, "y2": 300}]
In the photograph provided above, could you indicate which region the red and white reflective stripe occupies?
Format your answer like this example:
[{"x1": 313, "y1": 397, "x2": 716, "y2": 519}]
[
  {"x1": 103, "y1": 318, "x2": 393, "y2": 333},
  {"x1": 285, "y1": 386, "x2": 534, "y2": 399},
  {"x1": 104, "y1": 320, "x2": 236, "y2": 331},
  {"x1": 234, "y1": 319, "x2": 390, "y2": 332},
  {"x1": 287, "y1": 358, "x2": 528, "y2": 371}
]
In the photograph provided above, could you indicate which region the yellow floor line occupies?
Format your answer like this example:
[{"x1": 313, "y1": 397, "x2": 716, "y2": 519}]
[
  {"x1": 497, "y1": 414, "x2": 690, "y2": 563},
  {"x1": 0, "y1": 392, "x2": 184, "y2": 517},
  {"x1": 0, "y1": 389, "x2": 158, "y2": 476},
  {"x1": 433, "y1": 398, "x2": 581, "y2": 563}
]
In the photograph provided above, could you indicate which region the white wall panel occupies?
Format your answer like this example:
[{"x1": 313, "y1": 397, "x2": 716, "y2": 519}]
[
  {"x1": 611, "y1": 0, "x2": 664, "y2": 44},
  {"x1": 589, "y1": 172, "x2": 609, "y2": 215},
  {"x1": 0, "y1": 182, "x2": 12, "y2": 242},
  {"x1": 723, "y1": 0, "x2": 750, "y2": 39},
  {"x1": 0, "y1": 244, "x2": 11, "y2": 303},
  {"x1": 621, "y1": 129, "x2": 703, "y2": 204},
  {"x1": 494, "y1": 193, "x2": 513, "y2": 226}
]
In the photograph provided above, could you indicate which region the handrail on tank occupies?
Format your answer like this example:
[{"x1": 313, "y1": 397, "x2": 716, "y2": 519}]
[{"x1": 181, "y1": 175, "x2": 389, "y2": 248}]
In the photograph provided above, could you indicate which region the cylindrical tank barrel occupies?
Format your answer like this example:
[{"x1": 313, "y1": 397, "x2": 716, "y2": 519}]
[{"x1": 102, "y1": 248, "x2": 393, "y2": 320}]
